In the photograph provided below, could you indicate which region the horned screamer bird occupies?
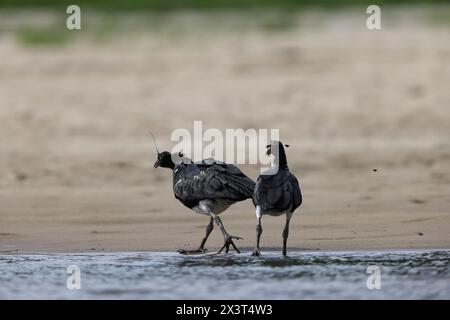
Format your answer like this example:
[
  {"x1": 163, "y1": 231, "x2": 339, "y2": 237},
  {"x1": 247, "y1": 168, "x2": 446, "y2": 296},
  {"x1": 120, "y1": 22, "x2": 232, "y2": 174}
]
[
  {"x1": 151, "y1": 135, "x2": 255, "y2": 255},
  {"x1": 252, "y1": 141, "x2": 302, "y2": 256}
]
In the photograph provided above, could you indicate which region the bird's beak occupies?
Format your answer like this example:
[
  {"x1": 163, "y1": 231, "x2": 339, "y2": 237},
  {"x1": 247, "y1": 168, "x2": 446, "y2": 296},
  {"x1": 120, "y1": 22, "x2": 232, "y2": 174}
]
[{"x1": 154, "y1": 161, "x2": 160, "y2": 168}]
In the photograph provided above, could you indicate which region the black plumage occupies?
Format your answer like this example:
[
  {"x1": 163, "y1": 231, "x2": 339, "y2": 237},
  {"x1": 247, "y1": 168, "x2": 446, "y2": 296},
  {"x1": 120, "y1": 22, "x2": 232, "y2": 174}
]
[
  {"x1": 174, "y1": 161, "x2": 255, "y2": 210},
  {"x1": 253, "y1": 169, "x2": 302, "y2": 214},
  {"x1": 252, "y1": 141, "x2": 302, "y2": 256},
  {"x1": 154, "y1": 150, "x2": 255, "y2": 254}
]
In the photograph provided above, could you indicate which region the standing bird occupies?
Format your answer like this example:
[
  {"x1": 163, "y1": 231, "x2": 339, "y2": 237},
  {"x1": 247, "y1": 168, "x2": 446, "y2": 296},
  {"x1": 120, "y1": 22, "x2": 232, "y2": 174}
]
[
  {"x1": 151, "y1": 136, "x2": 255, "y2": 255},
  {"x1": 252, "y1": 141, "x2": 302, "y2": 256}
]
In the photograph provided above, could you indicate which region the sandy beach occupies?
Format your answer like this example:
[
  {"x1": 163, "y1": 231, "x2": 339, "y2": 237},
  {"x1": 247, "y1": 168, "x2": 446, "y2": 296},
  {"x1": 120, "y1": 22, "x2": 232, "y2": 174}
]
[{"x1": 1, "y1": 8, "x2": 449, "y2": 254}]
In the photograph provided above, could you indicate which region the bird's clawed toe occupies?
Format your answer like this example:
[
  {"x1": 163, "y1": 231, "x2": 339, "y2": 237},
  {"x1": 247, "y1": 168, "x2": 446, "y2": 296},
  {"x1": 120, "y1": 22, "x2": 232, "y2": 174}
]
[
  {"x1": 177, "y1": 248, "x2": 207, "y2": 255},
  {"x1": 251, "y1": 249, "x2": 261, "y2": 256},
  {"x1": 218, "y1": 236, "x2": 242, "y2": 254}
]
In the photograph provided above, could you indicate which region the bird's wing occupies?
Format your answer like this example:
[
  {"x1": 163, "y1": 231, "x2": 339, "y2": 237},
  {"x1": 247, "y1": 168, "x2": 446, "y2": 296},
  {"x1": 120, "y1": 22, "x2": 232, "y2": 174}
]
[
  {"x1": 253, "y1": 170, "x2": 302, "y2": 212},
  {"x1": 173, "y1": 163, "x2": 255, "y2": 207},
  {"x1": 290, "y1": 173, "x2": 302, "y2": 211},
  {"x1": 207, "y1": 163, "x2": 256, "y2": 200}
]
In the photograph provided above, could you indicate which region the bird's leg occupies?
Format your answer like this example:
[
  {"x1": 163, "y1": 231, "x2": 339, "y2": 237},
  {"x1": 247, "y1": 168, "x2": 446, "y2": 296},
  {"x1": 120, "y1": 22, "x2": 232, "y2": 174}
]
[
  {"x1": 210, "y1": 213, "x2": 242, "y2": 254},
  {"x1": 178, "y1": 217, "x2": 214, "y2": 255},
  {"x1": 282, "y1": 212, "x2": 293, "y2": 256},
  {"x1": 199, "y1": 217, "x2": 214, "y2": 250},
  {"x1": 252, "y1": 210, "x2": 262, "y2": 256}
]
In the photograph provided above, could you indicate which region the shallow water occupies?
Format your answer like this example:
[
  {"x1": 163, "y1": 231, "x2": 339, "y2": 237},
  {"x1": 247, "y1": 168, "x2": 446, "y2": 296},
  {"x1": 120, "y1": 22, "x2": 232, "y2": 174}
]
[{"x1": 1, "y1": 250, "x2": 449, "y2": 299}]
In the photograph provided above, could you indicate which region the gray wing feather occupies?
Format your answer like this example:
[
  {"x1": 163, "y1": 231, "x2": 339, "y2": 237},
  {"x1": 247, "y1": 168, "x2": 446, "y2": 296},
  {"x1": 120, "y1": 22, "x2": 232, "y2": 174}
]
[{"x1": 173, "y1": 163, "x2": 255, "y2": 208}]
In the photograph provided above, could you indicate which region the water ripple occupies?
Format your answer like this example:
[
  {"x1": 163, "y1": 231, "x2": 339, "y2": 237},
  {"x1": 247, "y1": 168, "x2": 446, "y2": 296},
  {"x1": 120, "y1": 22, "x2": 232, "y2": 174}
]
[{"x1": 0, "y1": 250, "x2": 449, "y2": 299}]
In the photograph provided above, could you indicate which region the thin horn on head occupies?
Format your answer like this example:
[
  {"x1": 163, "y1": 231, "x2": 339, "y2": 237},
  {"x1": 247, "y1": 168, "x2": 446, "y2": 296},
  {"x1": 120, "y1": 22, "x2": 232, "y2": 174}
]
[{"x1": 149, "y1": 132, "x2": 160, "y2": 155}]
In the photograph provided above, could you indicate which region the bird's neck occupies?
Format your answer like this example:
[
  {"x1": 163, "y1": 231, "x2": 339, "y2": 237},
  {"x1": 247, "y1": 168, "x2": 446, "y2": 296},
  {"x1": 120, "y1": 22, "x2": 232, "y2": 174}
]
[{"x1": 271, "y1": 147, "x2": 288, "y2": 170}]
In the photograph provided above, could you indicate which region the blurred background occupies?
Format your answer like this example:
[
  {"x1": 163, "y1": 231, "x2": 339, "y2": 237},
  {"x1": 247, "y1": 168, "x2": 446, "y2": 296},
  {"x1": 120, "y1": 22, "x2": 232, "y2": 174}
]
[{"x1": 0, "y1": 1, "x2": 449, "y2": 252}]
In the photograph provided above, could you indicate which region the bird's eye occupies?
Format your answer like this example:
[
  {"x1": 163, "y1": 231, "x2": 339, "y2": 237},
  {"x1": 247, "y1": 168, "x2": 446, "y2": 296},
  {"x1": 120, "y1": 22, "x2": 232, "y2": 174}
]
[{"x1": 178, "y1": 152, "x2": 184, "y2": 157}]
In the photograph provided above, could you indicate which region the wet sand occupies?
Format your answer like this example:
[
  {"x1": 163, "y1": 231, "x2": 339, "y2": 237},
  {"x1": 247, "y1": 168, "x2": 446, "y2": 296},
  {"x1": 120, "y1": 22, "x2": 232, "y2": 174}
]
[{"x1": 0, "y1": 8, "x2": 449, "y2": 253}]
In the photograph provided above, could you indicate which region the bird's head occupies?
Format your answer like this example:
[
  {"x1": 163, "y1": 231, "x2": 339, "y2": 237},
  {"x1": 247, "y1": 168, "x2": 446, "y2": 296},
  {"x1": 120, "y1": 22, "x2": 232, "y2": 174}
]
[
  {"x1": 150, "y1": 132, "x2": 176, "y2": 170},
  {"x1": 266, "y1": 141, "x2": 289, "y2": 156},
  {"x1": 154, "y1": 151, "x2": 175, "y2": 169}
]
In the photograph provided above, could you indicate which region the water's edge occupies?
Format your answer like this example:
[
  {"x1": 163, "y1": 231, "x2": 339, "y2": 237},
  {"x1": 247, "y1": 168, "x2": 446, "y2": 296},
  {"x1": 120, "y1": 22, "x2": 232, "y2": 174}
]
[{"x1": 1, "y1": 250, "x2": 449, "y2": 299}]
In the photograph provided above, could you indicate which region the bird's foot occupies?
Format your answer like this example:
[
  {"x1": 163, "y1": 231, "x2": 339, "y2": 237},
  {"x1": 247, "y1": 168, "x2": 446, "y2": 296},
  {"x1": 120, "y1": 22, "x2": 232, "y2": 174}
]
[
  {"x1": 177, "y1": 248, "x2": 207, "y2": 255},
  {"x1": 251, "y1": 248, "x2": 261, "y2": 256},
  {"x1": 218, "y1": 235, "x2": 242, "y2": 254}
]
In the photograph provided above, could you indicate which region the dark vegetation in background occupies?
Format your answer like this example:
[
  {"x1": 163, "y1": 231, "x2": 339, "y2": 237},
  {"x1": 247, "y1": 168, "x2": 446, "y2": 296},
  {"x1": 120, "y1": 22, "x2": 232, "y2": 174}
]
[
  {"x1": 2, "y1": 0, "x2": 448, "y2": 47},
  {"x1": 0, "y1": 0, "x2": 448, "y2": 11}
]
